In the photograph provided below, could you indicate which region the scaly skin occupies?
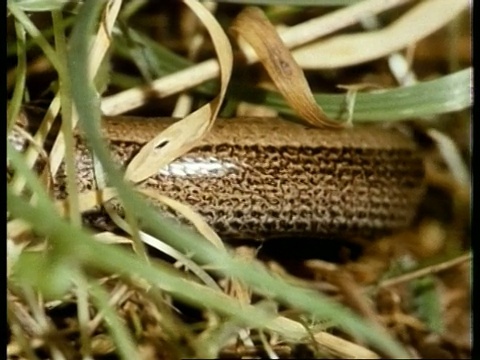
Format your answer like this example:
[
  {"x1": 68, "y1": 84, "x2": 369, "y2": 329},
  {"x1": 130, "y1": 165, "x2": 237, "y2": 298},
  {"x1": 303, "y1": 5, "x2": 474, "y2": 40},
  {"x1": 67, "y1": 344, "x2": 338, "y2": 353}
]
[{"x1": 51, "y1": 116, "x2": 424, "y2": 240}]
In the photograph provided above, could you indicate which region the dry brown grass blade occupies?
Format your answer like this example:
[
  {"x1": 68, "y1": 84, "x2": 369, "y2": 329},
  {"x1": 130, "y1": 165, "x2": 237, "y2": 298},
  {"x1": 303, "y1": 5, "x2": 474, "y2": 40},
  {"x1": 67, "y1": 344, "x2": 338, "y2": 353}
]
[
  {"x1": 377, "y1": 253, "x2": 471, "y2": 289},
  {"x1": 137, "y1": 188, "x2": 225, "y2": 250},
  {"x1": 294, "y1": 0, "x2": 470, "y2": 69},
  {"x1": 10, "y1": 98, "x2": 61, "y2": 195},
  {"x1": 124, "y1": 0, "x2": 233, "y2": 183},
  {"x1": 426, "y1": 128, "x2": 470, "y2": 188},
  {"x1": 313, "y1": 332, "x2": 380, "y2": 359},
  {"x1": 231, "y1": 7, "x2": 343, "y2": 129}
]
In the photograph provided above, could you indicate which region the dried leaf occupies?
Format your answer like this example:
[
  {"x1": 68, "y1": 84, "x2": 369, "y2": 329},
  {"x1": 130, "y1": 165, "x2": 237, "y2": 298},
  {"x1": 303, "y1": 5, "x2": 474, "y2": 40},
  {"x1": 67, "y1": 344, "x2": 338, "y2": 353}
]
[
  {"x1": 231, "y1": 7, "x2": 343, "y2": 129},
  {"x1": 125, "y1": 0, "x2": 233, "y2": 183}
]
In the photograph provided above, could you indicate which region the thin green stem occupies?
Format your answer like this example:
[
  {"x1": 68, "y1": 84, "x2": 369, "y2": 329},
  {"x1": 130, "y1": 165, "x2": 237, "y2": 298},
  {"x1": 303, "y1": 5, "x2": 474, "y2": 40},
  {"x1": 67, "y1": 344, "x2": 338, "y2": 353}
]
[
  {"x1": 52, "y1": 9, "x2": 81, "y2": 227},
  {"x1": 7, "y1": 18, "x2": 27, "y2": 131}
]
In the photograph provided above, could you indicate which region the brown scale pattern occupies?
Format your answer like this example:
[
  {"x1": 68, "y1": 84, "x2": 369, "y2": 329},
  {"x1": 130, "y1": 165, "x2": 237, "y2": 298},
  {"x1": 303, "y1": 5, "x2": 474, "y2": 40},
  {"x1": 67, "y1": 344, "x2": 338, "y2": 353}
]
[{"x1": 55, "y1": 117, "x2": 425, "y2": 240}]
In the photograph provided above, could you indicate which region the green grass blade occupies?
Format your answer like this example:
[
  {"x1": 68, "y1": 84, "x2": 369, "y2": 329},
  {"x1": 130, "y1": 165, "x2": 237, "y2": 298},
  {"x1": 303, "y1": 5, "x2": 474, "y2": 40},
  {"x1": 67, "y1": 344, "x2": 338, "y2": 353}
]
[{"x1": 230, "y1": 68, "x2": 472, "y2": 122}]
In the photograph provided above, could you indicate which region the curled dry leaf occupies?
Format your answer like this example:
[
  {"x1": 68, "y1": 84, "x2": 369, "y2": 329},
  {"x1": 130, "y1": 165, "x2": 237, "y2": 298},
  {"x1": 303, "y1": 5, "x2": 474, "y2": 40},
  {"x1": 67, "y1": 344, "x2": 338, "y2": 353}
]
[
  {"x1": 294, "y1": 0, "x2": 469, "y2": 69},
  {"x1": 124, "y1": 0, "x2": 233, "y2": 184},
  {"x1": 119, "y1": 0, "x2": 233, "y2": 255},
  {"x1": 230, "y1": 7, "x2": 344, "y2": 129}
]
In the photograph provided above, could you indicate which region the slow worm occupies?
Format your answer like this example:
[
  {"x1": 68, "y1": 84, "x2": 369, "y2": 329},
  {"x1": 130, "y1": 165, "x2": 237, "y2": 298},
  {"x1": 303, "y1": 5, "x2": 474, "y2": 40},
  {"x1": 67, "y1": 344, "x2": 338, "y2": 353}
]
[{"x1": 12, "y1": 115, "x2": 425, "y2": 241}]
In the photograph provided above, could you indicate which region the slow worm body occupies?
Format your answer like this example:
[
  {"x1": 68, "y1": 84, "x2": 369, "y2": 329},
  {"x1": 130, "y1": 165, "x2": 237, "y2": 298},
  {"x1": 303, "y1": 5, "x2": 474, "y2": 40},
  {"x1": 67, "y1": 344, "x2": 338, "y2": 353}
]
[{"x1": 13, "y1": 115, "x2": 425, "y2": 241}]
